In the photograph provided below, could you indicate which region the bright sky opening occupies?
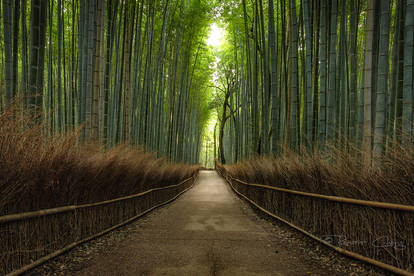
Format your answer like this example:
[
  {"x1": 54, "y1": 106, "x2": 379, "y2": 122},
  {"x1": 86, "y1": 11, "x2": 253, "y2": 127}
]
[
  {"x1": 201, "y1": 22, "x2": 226, "y2": 167},
  {"x1": 207, "y1": 23, "x2": 224, "y2": 47}
]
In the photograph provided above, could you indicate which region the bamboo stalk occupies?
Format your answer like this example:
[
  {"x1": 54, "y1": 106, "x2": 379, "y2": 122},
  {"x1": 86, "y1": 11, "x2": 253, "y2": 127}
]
[
  {"x1": 76, "y1": 177, "x2": 194, "y2": 209},
  {"x1": 0, "y1": 206, "x2": 75, "y2": 224},
  {"x1": 0, "y1": 176, "x2": 194, "y2": 224},
  {"x1": 223, "y1": 175, "x2": 414, "y2": 276},
  {"x1": 6, "y1": 177, "x2": 196, "y2": 276},
  {"x1": 228, "y1": 176, "x2": 414, "y2": 212}
]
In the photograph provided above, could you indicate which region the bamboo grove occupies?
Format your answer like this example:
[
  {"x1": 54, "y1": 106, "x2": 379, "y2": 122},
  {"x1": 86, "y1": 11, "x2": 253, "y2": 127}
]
[
  {"x1": 214, "y1": 0, "x2": 414, "y2": 165},
  {"x1": 0, "y1": 0, "x2": 214, "y2": 164}
]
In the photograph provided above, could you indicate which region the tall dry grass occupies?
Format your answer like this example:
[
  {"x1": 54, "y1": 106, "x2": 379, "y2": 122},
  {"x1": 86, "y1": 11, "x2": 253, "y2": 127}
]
[
  {"x1": 0, "y1": 105, "x2": 200, "y2": 216},
  {"x1": 221, "y1": 145, "x2": 414, "y2": 205},
  {"x1": 0, "y1": 105, "x2": 200, "y2": 274},
  {"x1": 217, "y1": 146, "x2": 414, "y2": 271}
]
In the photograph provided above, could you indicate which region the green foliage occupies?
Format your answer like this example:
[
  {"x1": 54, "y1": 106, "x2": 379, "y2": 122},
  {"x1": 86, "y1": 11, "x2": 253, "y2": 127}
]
[
  {"x1": 0, "y1": 0, "x2": 218, "y2": 164},
  {"x1": 1, "y1": 0, "x2": 412, "y2": 167},
  {"x1": 211, "y1": 0, "x2": 412, "y2": 167}
]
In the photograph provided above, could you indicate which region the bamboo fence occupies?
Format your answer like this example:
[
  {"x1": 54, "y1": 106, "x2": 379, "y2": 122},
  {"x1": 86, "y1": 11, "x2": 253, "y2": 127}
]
[
  {"x1": 1, "y1": 175, "x2": 197, "y2": 275},
  {"x1": 216, "y1": 166, "x2": 414, "y2": 276}
]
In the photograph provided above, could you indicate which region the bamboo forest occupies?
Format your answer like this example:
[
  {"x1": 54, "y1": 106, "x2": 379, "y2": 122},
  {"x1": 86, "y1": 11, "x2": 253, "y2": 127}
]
[{"x1": 1, "y1": 0, "x2": 414, "y2": 275}]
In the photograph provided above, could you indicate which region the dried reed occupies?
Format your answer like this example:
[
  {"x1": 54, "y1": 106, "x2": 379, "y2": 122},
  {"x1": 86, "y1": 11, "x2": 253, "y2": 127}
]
[
  {"x1": 0, "y1": 105, "x2": 200, "y2": 274},
  {"x1": 217, "y1": 146, "x2": 414, "y2": 271}
]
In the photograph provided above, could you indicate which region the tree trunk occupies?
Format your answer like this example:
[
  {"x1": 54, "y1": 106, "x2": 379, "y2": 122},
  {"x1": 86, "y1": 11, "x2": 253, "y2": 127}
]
[
  {"x1": 374, "y1": 0, "x2": 390, "y2": 160},
  {"x1": 403, "y1": 0, "x2": 414, "y2": 144},
  {"x1": 269, "y1": 0, "x2": 278, "y2": 155},
  {"x1": 29, "y1": 0, "x2": 48, "y2": 115},
  {"x1": 363, "y1": 0, "x2": 377, "y2": 163},
  {"x1": 319, "y1": 0, "x2": 328, "y2": 149},
  {"x1": 290, "y1": 0, "x2": 299, "y2": 152}
]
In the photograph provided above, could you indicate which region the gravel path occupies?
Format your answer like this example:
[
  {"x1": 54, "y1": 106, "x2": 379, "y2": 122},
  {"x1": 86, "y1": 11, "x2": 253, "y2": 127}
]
[{"x1": 30, "y1": 171, "x2": 388, "y2": 275}]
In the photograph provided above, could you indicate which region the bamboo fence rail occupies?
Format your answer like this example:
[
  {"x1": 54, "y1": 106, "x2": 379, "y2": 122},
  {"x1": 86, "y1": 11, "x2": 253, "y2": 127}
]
[
  {"x1": 216, "y1": 167, "x2": 414, "y2": 276},
  {"x1": 0, "y1": 178, "x2": 195, "y2": 224},
  {"x1": 228, "y1": 176, "x2": 414, "y2": 212},
  {"x1": 1, "y1": 175, "x2": 197, "y2": 275}
]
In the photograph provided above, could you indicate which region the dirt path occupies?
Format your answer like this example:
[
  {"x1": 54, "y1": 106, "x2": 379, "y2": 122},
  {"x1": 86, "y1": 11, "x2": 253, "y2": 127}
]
[{"x1": 71, "y1": 171, "x2": 378, "y2": 276}]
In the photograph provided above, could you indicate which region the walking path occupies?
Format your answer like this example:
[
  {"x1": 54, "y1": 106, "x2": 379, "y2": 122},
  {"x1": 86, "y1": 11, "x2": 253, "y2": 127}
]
[{"x1": 74, "y1": 171, "x2": 367, "y2": 275}]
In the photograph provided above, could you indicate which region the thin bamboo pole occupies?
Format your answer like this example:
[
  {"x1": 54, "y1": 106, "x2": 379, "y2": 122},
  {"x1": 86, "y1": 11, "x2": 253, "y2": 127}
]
[
  {"x1": 6, "y1": 176, "x2": 196, "y2": 276},
  {"x1": 228, "y1": 176, "x2": 414, "y2": 212},
  {"x1": 0, "y1": 176, "x2": 194, "y2": 224},
  {"x1": 223, "y1": 174, "x2": 414, "y2": 276}
]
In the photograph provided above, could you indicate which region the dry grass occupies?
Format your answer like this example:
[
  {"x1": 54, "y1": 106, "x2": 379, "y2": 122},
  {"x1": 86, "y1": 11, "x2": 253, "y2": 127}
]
[
  {"x1": 221, "y1": 145, "x2": 414, "y2": 205},
  {"x1": 0, "y1": 106, "x2": 200, "y2": 216},
  {"x1": 217, "y1": 146, "x2": 414, "y2": 271},
  {"x1": 0, "y1": 105, "x2": 200, "y2": 274}
]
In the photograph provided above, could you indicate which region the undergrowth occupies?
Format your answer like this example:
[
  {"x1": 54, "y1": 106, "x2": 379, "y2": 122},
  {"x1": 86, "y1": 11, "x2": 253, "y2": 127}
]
[
  {"x1": 221, "y1": 145, "x2": 414, "y2": 205},
  {"x1": 0, "y1": 106, "x2": 200, "y2": 216},
  {"x1": 218, "y1": 146, "x2": 414, "y2": 270}
]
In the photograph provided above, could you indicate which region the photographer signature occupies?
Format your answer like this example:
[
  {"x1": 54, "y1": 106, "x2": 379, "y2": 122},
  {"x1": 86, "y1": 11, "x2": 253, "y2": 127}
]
[{"x1": 321, "y1": 235, "x2": 405, "y2": 250}]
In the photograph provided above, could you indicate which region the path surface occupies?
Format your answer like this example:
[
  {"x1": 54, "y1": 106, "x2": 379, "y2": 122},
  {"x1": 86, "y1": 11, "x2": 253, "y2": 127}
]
[{"x1": 74, "y1": 171, "x2": 367, "y2": 275}]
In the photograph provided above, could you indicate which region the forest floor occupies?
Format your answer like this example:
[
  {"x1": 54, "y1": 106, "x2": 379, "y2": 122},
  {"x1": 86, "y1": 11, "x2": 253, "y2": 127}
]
[{"x1": 30, "y1": 171, "x2": 388, "y2": 276}]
